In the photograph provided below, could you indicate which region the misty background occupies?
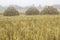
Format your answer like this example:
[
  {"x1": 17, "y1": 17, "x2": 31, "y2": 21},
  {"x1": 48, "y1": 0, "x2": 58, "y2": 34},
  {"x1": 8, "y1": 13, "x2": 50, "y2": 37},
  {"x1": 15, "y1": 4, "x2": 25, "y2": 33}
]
[{"x1": 0, "y1": 0, "x2": 60, "y2": 10}]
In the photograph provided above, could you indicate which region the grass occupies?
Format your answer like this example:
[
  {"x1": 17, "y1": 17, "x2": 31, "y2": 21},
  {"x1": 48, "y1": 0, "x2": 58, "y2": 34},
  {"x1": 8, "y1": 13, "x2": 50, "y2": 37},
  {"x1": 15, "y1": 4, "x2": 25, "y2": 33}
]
[{"x1": 0, "y1": 15, "x2": 60, "y2": 40}]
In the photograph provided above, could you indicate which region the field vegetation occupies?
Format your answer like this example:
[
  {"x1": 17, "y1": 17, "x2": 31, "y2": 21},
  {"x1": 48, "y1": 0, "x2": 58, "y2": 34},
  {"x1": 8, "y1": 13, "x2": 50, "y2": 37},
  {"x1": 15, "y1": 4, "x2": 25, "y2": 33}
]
[
  {"x1": 0, "y1": 5, "x2": 60, "y2": 40},
  {"x1": 0, "y1": 15, "x2": 60, "y2": 40}
]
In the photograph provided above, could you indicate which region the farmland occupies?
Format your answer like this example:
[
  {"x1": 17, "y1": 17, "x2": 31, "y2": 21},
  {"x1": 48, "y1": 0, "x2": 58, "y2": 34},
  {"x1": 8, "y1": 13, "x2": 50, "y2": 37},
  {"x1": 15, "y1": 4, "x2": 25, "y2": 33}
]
[{"x1": 0, "y1": 15, "x2": 60, "y2": 40}]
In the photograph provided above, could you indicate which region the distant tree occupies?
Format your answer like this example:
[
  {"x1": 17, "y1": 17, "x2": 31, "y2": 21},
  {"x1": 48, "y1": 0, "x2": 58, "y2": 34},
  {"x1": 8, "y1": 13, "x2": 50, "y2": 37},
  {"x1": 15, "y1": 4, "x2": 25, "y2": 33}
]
[
  {"x1": 26, "y1": 6, "x2": 39, "y2": 15},
  {"x1": 3, "y1": 6, "x2": 19, "y2": 16},
  {"x1": 40, "y1": 6, "x2": 59, "y2": 15}
]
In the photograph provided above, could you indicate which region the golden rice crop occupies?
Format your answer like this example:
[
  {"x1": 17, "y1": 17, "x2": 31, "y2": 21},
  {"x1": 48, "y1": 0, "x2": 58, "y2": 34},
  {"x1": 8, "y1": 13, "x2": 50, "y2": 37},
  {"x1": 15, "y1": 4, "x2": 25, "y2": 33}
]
[{"x1": 0, "y1": 15, "x2": 60, "y2": 40}]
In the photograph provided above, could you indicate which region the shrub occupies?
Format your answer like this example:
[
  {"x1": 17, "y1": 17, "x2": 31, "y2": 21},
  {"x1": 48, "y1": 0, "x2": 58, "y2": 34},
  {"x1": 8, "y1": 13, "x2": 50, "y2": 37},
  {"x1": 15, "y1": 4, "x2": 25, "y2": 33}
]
[
  {"x1": 3, "y1": 6, "x2": 19, "y2": 16},
  {"x1": 40, "y1": 6, "x2": 59, "y2": 15},
  {"x1": 26, "y1": 6, "x2": 39, "y2": 15}
]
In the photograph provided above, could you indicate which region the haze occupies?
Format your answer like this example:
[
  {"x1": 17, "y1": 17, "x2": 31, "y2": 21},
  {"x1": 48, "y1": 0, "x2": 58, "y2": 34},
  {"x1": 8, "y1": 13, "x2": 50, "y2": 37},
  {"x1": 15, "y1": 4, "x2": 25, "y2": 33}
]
[{"x1": 0, "y1": 0, "x2": 60, "y2": 7}]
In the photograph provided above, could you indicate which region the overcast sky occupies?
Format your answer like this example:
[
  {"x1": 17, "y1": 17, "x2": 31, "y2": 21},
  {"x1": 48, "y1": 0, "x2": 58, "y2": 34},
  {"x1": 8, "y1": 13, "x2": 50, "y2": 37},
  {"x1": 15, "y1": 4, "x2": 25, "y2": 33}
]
[{"x1": 0, "y1": 0, "x2": 60, "y2": 7}]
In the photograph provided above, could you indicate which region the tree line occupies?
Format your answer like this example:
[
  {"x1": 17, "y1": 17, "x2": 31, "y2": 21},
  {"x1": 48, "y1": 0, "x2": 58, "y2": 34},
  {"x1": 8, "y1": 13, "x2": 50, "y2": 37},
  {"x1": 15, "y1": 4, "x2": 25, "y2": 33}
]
[{"x1": 3, "y1": 5, "x2": 60, "y2": 16}]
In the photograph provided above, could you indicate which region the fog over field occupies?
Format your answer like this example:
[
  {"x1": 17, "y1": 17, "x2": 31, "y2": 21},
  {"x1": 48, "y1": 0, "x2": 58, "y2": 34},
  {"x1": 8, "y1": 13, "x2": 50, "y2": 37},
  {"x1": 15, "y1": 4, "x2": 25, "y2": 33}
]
[{"x1": 0, "y1": 0, "x2": 60, "y2": 7}]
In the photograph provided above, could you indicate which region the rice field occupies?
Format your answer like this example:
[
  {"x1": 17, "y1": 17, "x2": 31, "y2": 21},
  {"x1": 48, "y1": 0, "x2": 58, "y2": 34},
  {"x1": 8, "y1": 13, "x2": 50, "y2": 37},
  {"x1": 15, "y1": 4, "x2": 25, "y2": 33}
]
[{"x1": 0, "y1": 15, "x2": 60, "y2": 40}]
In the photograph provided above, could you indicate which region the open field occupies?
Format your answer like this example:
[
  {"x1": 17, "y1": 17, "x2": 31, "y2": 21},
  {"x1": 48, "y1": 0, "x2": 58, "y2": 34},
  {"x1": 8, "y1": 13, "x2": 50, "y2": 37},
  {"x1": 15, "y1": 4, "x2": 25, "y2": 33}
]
[{"x1": 0, "y1": 15, "x2": 60, "y2": 40}]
